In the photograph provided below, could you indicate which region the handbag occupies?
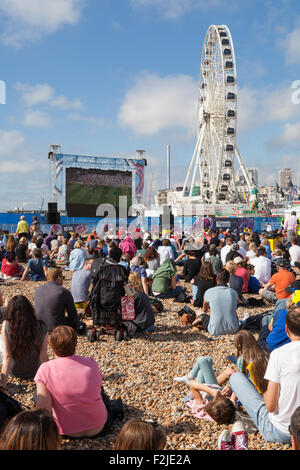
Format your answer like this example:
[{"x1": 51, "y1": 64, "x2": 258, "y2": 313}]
[{"x1": 121, "y1": 296, "x2": 135, "y2": 321}]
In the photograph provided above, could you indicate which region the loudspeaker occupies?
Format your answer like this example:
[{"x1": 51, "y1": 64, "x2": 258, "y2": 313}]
[
  {"x1": 46, "y1": 212, "x2": 60, "y2": 224},
  {"x1": 48, "y1": 202, "x2": 58, "y2": 213},
  {"x1": 160, "y1": 206, "x2": 174, "y2": 232}
]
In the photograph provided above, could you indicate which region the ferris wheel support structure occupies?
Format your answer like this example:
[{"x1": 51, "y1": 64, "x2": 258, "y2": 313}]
[{"x1": 182, "y1": 24, "x2": 254, "y2": 205}]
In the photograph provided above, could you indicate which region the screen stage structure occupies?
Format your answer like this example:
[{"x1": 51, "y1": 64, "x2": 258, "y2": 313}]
[{"x1": 49, "y1": 152, "x2": 146, "y2": 218}]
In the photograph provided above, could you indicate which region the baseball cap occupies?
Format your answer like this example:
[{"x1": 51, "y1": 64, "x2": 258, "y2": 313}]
[
  {"x1": 285, "y1": 280, "x2": 300, "y2": 293},
  {"x1": 234, "y1": 256, "x2": 244, "y2": 264},
  {"x1": 275, "y1": 258, "x2": 288, "y2": 267}
]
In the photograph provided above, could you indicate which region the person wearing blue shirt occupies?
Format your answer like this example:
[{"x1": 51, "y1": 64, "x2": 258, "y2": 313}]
[
  {"x1": 67, "y1": 240, "x2": 87, "y2": 271},
  {"x1": 197, "y1": 269, "x2": 239, "y2": 336},
  {"x1": 258, "y1": 299, "x2": 290, "y2": 353}
]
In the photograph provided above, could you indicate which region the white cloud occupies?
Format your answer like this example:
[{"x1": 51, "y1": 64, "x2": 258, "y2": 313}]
[
  {"x1": 69, "y1": 113, "x2": 108, "y2": 127},
  {"x1": 131, "y1": 0, "x2": 222, "y2": 19},
  {"x1": 15, "y1": 82, "x2": 83, "y2": 111},
  {"x1": 268, "y1": 121, "x2": 300, "y2": 148},
  {"x1": 51, "y1": 95, "x2": 83, "y2": 111},
  {"x1": 0, "y1": 129, "x2": 48, "y2": 173},
  {"x1": 0, "y1": 129, "x2": 25, "y2": 155},
  {"x1": 237, "y1": 87, "x2": 261, "y2": 133},
  {"x1": 15, "y1": 83, "x2": 54, "y2": 107},
  {"x1": 119, "y1": 72, "x2": 197, "y2": 136},
  {"x1": 236, "y1": 84, "x2": 300, "y2": 136},
  {"x1": 119, "y1": 75, "x2": 300, "y2": 137},
  {"x1": 0, "y1": 0, "x2": 85, "y2": 46},
  {"x1": 261, "y1": 86, "x2": 300, "y2": 121},
  {"x1": 23, "y1": 109, "x2": 52, "y2": 128},
  {"x1": 280, "y1": 27, "x2": 300, "y2": 65}
]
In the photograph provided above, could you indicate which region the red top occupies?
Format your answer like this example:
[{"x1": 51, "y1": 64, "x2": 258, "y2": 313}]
[
  {"x1": 235, "y1": 266, "x2": 249, "y2": 293},
  {"x1": 1, "y1": 259, "x2": 22, "y2": 277}
]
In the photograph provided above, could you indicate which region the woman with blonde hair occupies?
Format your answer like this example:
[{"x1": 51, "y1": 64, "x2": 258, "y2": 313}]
[
  {"x1": 67, "y1": 239, "x2": 87, "y2": 271},
  {"x1": 128, "y1": 271, "x2": 143, "y2": 293},
  {"x1": 15, "y1": 236, "x2": 29, "y2": 263},
  {"x1": 226, "y1": 261, "x2": 243, "y2": 302},
  {"x1": 124, "y1": 272, "x2": 155, "y2": 334},
  {"x1": 130, "y1": 256, "x2": 149, "y2": 296},
  {"x1": 260, "y1": 236, "x2": 271, "y2": 259},
  {"x1": 233, "y1": 329, "x2": 269, "y2": 394},
  {"x1": 57, "y1": 237, "x2": 70, "y2": 265},
  {"x1": 246, "y1": 242, "x2": 258, "y2": 262}
]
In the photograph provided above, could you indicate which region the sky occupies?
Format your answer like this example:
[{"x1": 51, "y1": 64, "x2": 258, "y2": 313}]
[{"x1": 0, "y1": 0, "x2": 300, "y2": 210}]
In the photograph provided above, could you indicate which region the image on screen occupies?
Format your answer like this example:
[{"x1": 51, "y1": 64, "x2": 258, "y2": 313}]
[{"x1": 66, "y1": 167, "x2": 132, "y2": 217}]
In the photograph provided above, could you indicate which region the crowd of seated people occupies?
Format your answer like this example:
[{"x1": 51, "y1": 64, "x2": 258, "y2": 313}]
[{"x1": 0, "y1": 219, "x2": 299, "y2": 451}]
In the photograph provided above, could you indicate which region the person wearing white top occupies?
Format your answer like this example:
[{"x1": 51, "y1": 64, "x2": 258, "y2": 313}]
[
  {"x1": 266, "y1": 223, "x2": 272, "y2": 233},
  {"x1": 289, "y1": 237, "x2": 300, "y2": 267},
  {"x1": 238, "y1": 246, "x2": 247, "y2": 258},
  {"x1": 229, "y1": 305, "x2": 300, "y2": 443},
  {"x1": 157, "y1": 240, "x2": 174, "y2": 265},
  {"x1": 220, "y1": 238, "x2": 232, "y2": 266},
  {"x1": 169, "y1": 238, "x2": 179, "y2": 250},
  {"x1": 251, "y1": 247, "x2": 272, "y2": 284}
]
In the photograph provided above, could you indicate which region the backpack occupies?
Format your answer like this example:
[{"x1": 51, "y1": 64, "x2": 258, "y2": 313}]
[
  {"x1": 246, "y1": 297, "x2": 265, "y2": 307},
  {"x1": 241, "y1": 312, "x2": 271, "y2": 332},
  {"x1": 178, "y1": 305, "x2": 196, "y2": 326},
  {"x1": 89, "y1": 258, "x2": 128, "y2": 327}
]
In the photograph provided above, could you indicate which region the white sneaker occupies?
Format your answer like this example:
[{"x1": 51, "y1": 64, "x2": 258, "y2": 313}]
[
  {"x1": 232, "y1": 421, "x2": 248, "y2": 450},
  {"x1": 218, "y1": 430, "x2": 232, "y2": 450},
  {"x1": 173, "y1": 375, "x2": 191, "y2": 385}
]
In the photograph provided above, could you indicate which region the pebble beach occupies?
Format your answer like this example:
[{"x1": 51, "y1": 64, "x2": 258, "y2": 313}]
[{"x1": 0, "y1": 268, "x2": 296, "y2": 451}]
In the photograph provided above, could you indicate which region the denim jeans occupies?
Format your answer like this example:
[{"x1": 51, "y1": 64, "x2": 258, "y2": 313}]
[
  {"x1": 192, "y1": 285, "x2": 198, "y2": 302},
  {"x1": 260, "y1": 299, "x2": 287, "y2": 328},
  {"x1": 156, "y1": 286, "x2": 183, "y2": 299},
  {"x1": 261, "y1": 290, "x2": 277, "y2": 304},
  {"x1": 257, "y1": 324, "x2": 272, "y2": 353},
  {"x1": 229, "y1": 372, "x2": 291, "y2": 444},
  {"x1": 189, "y1": 356, "x2": 218, "y2": 385}
]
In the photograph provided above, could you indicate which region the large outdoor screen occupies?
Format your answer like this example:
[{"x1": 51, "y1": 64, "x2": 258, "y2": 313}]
[{"x1": 66, "y1": 167, "x2": 132, "y2": 217}]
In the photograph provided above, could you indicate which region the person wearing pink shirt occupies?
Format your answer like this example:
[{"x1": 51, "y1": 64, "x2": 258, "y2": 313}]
[
  {"x1": 284, "y1": 211, "x2": 299, "y2": 243},
  {"x1": 234, "y1": 257, "x2": 249, "y2": 293},
  {"x1": 34, "y1": 326, "x2": 121, "y2": 438}
]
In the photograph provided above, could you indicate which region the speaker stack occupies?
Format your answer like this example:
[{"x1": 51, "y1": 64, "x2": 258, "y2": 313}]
[
  {"x1": 46, "y1": 202, "x2": 60, "y2": 224},
  {"x1": 159, "y1": 205, "x2": 174, "y2": 235}
]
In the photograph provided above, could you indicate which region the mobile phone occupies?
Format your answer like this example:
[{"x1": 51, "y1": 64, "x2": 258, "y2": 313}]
[{"x1": 226, "y1": 354, "x2": 238, "y2": 365}]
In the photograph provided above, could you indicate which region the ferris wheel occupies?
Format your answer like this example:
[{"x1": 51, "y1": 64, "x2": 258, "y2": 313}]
[{"x1": 182, "y1": 25, "x2": 254, "y2": 204}]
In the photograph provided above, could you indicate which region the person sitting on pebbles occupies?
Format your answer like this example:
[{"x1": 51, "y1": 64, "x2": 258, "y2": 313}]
[
  {"x1": 192, "y1": 269, "x2": 239, "y2": 336},
  {"x1": 173, "y1": 355, "x2": 236, "y2": 426}
]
